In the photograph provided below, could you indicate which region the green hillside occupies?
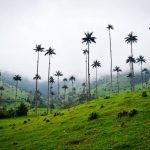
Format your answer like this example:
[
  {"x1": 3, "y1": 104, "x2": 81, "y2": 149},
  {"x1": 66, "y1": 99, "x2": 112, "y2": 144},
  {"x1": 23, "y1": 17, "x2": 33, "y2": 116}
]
[{"x1": 0, "y1": 91, "x2": 150, "y2": 150}]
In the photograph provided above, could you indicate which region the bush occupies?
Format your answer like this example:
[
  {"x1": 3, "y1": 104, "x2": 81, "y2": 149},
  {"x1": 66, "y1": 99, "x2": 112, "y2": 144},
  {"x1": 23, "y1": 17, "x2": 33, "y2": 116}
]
[
  {"x1": 23, "y1": 120, "x2": 27, "y2": 124},
  {"x1": 88, "y1": 112, "x2": 99, "y2": 121},
  {"x1": 16, "y1": 102, "x2": 28, "y2": 116},
  {"x1": 142, "y1": 91, "x2": 147, "y2": 97},
  {"x1": 100, "y1": 104, "x2": 104, "y2": 109},
  {"x1": 104, "y1": 96, "x2": 110, "y2": 99},
  {"x1": 0, "y1": 108, "x2": 15, "y2": 119},
  {"x1": 129, "y1": 109, "x2": 138, "y2": 117},
  {"x1": 117, "y1": 110, "x2": 128, "y2": 118}
]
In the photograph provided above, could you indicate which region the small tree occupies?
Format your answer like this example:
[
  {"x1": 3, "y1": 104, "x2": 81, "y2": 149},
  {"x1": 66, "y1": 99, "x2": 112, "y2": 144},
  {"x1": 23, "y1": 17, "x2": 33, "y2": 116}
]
[{"x1": 16, "y1": 102, "x2": 28, "y2": 116}]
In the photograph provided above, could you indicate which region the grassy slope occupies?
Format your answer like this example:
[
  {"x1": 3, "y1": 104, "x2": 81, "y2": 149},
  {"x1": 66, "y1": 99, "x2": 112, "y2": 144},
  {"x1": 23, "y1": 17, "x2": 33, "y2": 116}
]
[{"x1": 0, "y1": 91, "x2": 150, "y2": 150}]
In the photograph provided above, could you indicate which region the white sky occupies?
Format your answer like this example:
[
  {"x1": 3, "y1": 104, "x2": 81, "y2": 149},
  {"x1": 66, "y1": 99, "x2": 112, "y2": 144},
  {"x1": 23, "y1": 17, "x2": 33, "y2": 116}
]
[{"x1": 0, "y1": 0, "x2": 150, "y2": 81}]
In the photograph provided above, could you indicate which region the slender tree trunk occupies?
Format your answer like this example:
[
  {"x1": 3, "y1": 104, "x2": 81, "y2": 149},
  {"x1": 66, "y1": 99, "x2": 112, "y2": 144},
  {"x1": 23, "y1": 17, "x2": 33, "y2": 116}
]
[
  {"x1": 109, "y1": 30, "x2": 113, "y2": 93},
  {"x1": 47, "y1": 55, "x2": 51, "y2": 114},
  {"x1": 64, "y1": 89, "x2": 66, "y2": 101},
  {"x1": 58, "y1": 76, "x2": 59, "y2": 99},
  {"x1": 96, "y1": 67, "x2": 98, "y2": 98},
  {"x1": 72, "y1": 81, "x2": 73, "y2": 98},
  {"x1": 85, "y1": 54, "x2": 88, "y2": 99},
  {"x1": 35, "y1": 52, "x2": 39, "y2": 116},
  {"x1": 87, "y1": 42, "x2": 91, "y2": 99},
  {"x1": 117, "y1": 72, "x2": 119, "y2": 93},
  {"x1": 141, "y1": 62, "x2": 143, "y2": 88},
  {"x1": 130, "y1": 42, "x2": 134, "y2": 91},
  {"x1": 15, "y1": 81, "x2": 18, "y2": 100}
]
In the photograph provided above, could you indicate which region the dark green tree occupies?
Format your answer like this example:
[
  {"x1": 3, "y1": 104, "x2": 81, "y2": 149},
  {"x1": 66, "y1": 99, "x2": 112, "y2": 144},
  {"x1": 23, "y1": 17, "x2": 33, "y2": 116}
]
[
  {"x1": 62, "y1": 85, "x2": 68, "y2": 101},
  {"x1": 33, "y1": 44, "x2": 44, "y2": 115},
  {"x1": 92, "y1": 60, "x2": 101, "y2": 98},
  {"x1": 69, "y1": 76, "x2": 76, "y2": 97},
  {"x1": 113, "y1": 66, "x2": 122, "y2": 93},
  {"x1": 82, "y1": 32, "x2": 96, "y2": 99},
  {"x1": 54, "y1": 71, "x2": 63, "y2": 100},
  {"x1": 106, "y1": 24, "x2": 114, "y2": 92},
  {"x1": 45, "y1": 47, "x2": 56, "y2": 114},
  {"x1": 136, "y1": 55, "x2": 146, "y2": 88}
]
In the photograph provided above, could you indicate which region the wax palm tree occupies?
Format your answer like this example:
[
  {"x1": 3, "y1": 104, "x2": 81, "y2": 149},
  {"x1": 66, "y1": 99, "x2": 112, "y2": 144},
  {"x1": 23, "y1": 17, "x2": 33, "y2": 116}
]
[
  {"x1": 113, "y1": 66, "x2": 122, "y2": 93},
  {"x1": 63, "y1": 78, "x2": 67, "y2": 83},
  {"x1": 0, "y1": 86, "x2": 4, "y2": 97},
  {"x1": 106, "y1": 24, "x2": 114, "y2": 92},
  {"x1": 33, "y1": 74, "x2": 41, "y2": 80},
  {"x1": 136, "y1": 55, "x2": 146, "y2": 88},
  {"x1": 62, "y1": 85, "x2": 68, "y2": 101},
  {"x1": 69, "y1": 76, "x2": 76, "y2": 97},
  {"x1": 45, "y1": 47, "x2": 56, "y2": 114},
  {"x1": 127, "y1": 73, "x2": 134, "y2": 92},
  {"x1": 125, "y1": 32, "x2": 138, "y2": 89},
  {"x1": 126, "y1": 56, "x2": 136, "y2": 91},
  {"x1": 82, "y1": 32, "x2": 96, "y2": 99},
  {"x1": 92, "y1": 60, "x2": 101, "y2": 98},
  {"x1": 54, "y1": 71, "x2": 63, "y2": 99},
  {"x1": 13, "y1": 75, "x2": 22, "y2": 100},
  {"x1": 33, "y1": 44, "x2": 44, "y2": 115},
  {"x1": 142, "y1": 68, "x2": 149, "y2": 87},
  {"x1": 82, "y1": 83, "x2": 86, "y2": 95},
  {"x1": 83, "y1": 49, "x2": 88, "y2": 94}
]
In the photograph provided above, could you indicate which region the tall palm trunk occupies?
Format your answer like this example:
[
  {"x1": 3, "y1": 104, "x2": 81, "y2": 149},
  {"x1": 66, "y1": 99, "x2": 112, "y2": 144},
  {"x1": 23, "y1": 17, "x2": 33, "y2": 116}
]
[
  {"x1": 47, "y1": 55, "x2": 51, "y2": 114},
  {"x1": 15, "y1": 81, "x2": 18, "y2": 100},
  {"x1": 35, "y1": 52, "x2": 39, "y2": 115},
  {"x1": 58, "y1": 77, "x2": 59, "y2": 99},
  {"x1": 96, "y1": 67, "x2": 98, "y2": 98},
  {"x1": 85, "y1": 54, "x2": 88, "y2": 99},
  {"x1": 71, "y1": 81, "x2": 73, "y2": 97},
  {"x1": 109, "y1": 30, "x2": 113, "y2": 93},
  {"x1": 130, "y1": 42, "x2": 134, "y2": 91},
  {"x1": 87, "y1": 43, "x2": 90, "y2": 99},
  {"x1": 64, "y1": 89, "x2": 66, "y2": 101},
  {"x1": 140, "y1": 62, "x2": 143, "y2": 88},
  {"x1": 117, "y1": 72, "x2": 119, "y2": 93}
]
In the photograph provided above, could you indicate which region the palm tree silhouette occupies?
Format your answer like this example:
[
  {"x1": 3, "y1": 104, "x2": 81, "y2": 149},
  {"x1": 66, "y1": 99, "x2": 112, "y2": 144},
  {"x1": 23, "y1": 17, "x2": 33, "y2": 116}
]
[
  {"x1": 45, "y1": 47, "x2": 56, "y2": 114},
  {"x1": 63, "y1": 78, "x2": 67, "y2": 83},
  {"x1": 69, "y1": 76, "x2": 76, "y2": 97},
  {"x1": 49, "y1": 76, "x2": 55, "y2": 108},
  {"x1": 0, "y1": 86, "x2": 4, "y2": 97},
  {"x1": 54, "y1": 71, "x2": 63, "y2": 100},
  {"x1": 106, "y1": 24, "x2": 114, "y2": 93},
  {"x1": 127, "y1": 73, "x2": 134, "y2": 92},
  {"x1": 83, "y1": 49, "x2": 88, "y2": 96},
  {"x1": 136, "y1": 55, "x2": 146, "y2": 88},
  {"x1": 82, "y1": 32, "x2": 96, "y2": 99},
  {"x1": 82, "y1": 83, "x2": 86, "y2": 95},
  {"x1": 142, "y1": 68, "x2": 149, "y2": 87},
  {"x1": 33, "y1": 44, "x2": 44, "y2": 115},
  {"x1": 126, "y1": 56, "x2": 136, "y2": 91},
  {"x1": 13, "y1": 75, "x2": 21, "y2": 100},
  {"x1": 92, "y1": 60, "x2": 101, "y2": 98},
  {"x1": 113, "y1": 66, "x2": 122, "y2": 93},
  {"x1": 62, "y1": 85, "x2": 68, "y2": 101},
  {"x1": 33, "y1": 74, "x2": 41, "y2": 80},
  {"x1": 125, "y1": 32, "x2": 138, "y2": 91}
]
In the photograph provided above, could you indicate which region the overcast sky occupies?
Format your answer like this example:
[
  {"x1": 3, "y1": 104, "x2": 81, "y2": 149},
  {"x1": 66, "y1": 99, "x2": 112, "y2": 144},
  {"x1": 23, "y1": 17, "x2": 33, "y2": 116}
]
[{"x1": 0, "y1": 0, "x2": 150, "y2": 81}]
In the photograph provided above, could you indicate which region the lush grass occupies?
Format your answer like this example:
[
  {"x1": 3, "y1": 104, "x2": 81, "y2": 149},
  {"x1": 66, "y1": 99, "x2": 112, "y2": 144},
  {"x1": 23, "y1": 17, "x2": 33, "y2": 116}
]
[{"x1": 0, "y1": 91, "x2": 150, "y2": 150}]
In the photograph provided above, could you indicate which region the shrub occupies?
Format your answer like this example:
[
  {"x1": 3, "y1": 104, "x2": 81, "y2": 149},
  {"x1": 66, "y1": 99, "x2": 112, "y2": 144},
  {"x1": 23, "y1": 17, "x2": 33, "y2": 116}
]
[
  {"x1": 117, "y1": 110, "x2": 128, "y2": 118},
  {"x1": 16, "y1": 102, "x2": 28, "y2": 116},
  {"x1": 0, "y1": 126, "x2": 4, "y2": 129},
  {"x1": 100, "y1": 104, "x2": 104, "y2": 109},
  {"x1": 45, "y1": 119, "x2": 50, "y2": 122},
  {"x1": 88, "y1": 112, "x2": 99, "y2": 121},
  {"x1": 0, "y1": 108, "x2": 15, "y2": 118},
  {"x1": 104, "y1": 96, "x2": 110, "y2": 99},
  {"x1": 23, "y1": 120, "x2": 27, "y2": 124},
  {"x1": 142, "y1": 91, "x2": 147, "y2": 97},
  {"x1": 128, "y1": 109, "x2": 138, "y2": 117},
  {"x1": 41, "y1": 112, "x2": 47, "y2": 116}
]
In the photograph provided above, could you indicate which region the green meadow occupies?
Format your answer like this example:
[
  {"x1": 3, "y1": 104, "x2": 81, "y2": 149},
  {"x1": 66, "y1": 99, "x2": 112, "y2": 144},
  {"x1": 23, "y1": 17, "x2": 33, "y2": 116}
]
[{"x1": 0, "y1": 91, "x2": 150, "y2": 150}]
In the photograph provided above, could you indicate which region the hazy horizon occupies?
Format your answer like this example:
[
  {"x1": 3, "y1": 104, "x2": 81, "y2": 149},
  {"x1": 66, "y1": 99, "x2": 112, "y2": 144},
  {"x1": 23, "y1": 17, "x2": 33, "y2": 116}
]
[{"x1": 0, "y1": 0, "x2": 150, "y2": 81}]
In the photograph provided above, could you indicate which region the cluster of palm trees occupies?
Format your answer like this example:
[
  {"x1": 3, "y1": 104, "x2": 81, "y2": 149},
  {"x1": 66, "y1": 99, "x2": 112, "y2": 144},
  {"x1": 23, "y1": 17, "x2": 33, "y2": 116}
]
[{"x1": 81, "y1": 26, "x2": 150, "y2": 97}]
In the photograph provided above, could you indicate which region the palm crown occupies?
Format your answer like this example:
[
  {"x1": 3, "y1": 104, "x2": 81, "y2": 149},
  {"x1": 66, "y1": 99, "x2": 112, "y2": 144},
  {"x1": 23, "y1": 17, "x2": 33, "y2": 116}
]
[
  {"x1": 113, "y1": 66, "x2": 122, "y2": 72},
  {"x1": 69, "y1": 76, "x2": 75, "y2": 82},
  {"x1": 13, "y1": 75, "x2": 21, "y2": 81},
  {"x1": 33, "y1": 44, "x2": 44, "y2": 52},
  {"x1": 92, "y1": 60, "x2": 101, "y2": 68},
  {"x1": 33, "y1": 74, "x2": 41, "y2": 80},
  {"x1": 55, "y1": 71, "x2": 63, "y2": 77},
  {"x1": 136, "y1": 55, "x2": 146, "y2": 64},
  {"x1": 83, "y1": 49, "x2": 88, "y2": 55},
  {"x1": 125, "y1": 32, "x2": 138, "y2": 44},
  {"x1": 126, "y1": 56, "x2": 136, "y2": 64},
  {"x1": 106, "y1": 24, "x2": 114, "y2": 30},
  {"x1": 49, "y1": 76, "x2": 55, "y2": 83},
  {"x1": 62, "y1": 85, "x2": 68, "y2": 89},
  {"x1": 82, "y1": 32, "x2": 96, "y2": 44},
  {"x1": 45, "y1": 47, "x2": 56, "y2": 56}
]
